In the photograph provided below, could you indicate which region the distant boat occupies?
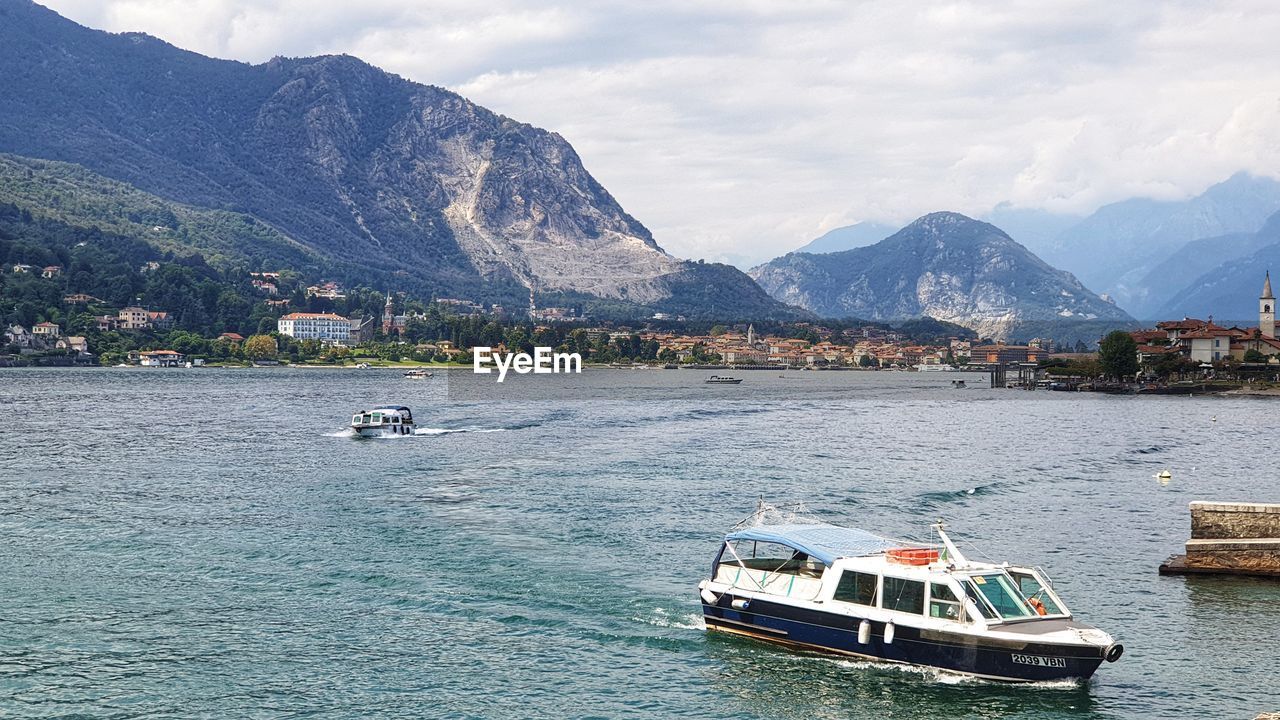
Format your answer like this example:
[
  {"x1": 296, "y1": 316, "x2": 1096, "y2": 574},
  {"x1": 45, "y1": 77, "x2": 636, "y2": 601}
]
[
  {"x1": 350, "y1": 406, "x2": 416, "y2": 438},
  {"x1": 403, "y1": 369, "x2": 433, "y2": 378},
  {"x1": 917, "y1": 364, "x2": 957, "y2": 372},
  {"x1": 951, "y1": 379, "x2": 966, "y2": 388},
  {"x1": 705, "y1": 375, "x2": 743, "y2": 384}
]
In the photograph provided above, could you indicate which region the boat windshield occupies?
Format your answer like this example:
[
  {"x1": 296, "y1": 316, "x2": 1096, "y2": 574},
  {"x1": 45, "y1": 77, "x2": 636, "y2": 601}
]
[{"x1": 963, "y1": 572, "x2": 1036, "y2": 620}]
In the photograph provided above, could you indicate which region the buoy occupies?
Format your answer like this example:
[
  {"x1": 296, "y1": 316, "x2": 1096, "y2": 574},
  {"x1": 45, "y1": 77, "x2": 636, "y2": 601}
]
[
  {"x1": 884, "y1": 621, "x2": 895, "y2": 645},
  {"x1": 1211, "y1": 416, "x2": 1217, "y2": 422},
  {"x1": 858, "y1": 619, "x2": 871, "y2": 645},
  {"x1": 1158, "y1": 470, "x2": 1172, "y2": 480}
]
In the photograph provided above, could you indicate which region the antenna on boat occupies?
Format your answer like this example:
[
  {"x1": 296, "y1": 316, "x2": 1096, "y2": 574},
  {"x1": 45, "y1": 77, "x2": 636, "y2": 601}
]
[{"x1": 932, "y1": 519, "x2": 968, "y2": 567}]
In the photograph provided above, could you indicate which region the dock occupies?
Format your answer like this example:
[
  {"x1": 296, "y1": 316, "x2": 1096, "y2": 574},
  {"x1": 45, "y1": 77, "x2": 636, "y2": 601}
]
[{"x1": 1160, "y1": 502, "x2": 1280, "y2": 578}]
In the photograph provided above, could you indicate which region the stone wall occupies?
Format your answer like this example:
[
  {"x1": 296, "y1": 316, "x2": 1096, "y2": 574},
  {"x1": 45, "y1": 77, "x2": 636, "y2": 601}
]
[
  {"x1": 1184, "y1": 502, "x2": 1280, "y2": 575},
  {"x1": 1190, "y1": 502, "x2": 1280, "y2": 539}
]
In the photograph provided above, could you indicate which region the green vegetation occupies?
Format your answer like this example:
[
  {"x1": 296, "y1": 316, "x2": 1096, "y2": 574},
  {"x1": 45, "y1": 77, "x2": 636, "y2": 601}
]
[{"x1": 1098, "y1": 330, "x2": 1140, "y2": 380}]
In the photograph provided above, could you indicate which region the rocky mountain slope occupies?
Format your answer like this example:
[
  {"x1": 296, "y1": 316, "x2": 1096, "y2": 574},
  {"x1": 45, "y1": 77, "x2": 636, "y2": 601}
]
[
  {"x1": 749, "y1": 212, "x2": 1133, "y2": 338},
  {"x1": 0, "y1": 1, "x2": 801, "y2": 319}
]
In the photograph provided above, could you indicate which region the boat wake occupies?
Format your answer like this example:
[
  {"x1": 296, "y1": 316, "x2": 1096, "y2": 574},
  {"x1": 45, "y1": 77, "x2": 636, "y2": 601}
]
[
  {"x1": 324, "y1": 428, "x2": 358, "y2": 438},
  {"x1": 821, "y1": 657, "x2": 1083, "y2": 688},
  {"x1": 414, "y1": 427, "x2": 507, "y2": 436},
  {"x1": 634, "y1": 607, "x2": 705, "y2": 631}
]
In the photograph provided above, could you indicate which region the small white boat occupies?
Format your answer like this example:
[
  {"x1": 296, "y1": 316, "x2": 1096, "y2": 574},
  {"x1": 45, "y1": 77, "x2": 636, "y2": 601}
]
[
  {"x1": 706, "y1": 375, "x2": 743, "y2": 384},
  {"x1": 350, "y1": 406, "x2": 416, "y2": 437},
  {"x1": 403, "y1": 369, "x2": 433, "y2": 378},
  {"x1": 917, "y1": 364, "x2": 957, "y2": 372},
  {"x1": 698, "y1": 510, "x2": 1122, "y2": 682}
]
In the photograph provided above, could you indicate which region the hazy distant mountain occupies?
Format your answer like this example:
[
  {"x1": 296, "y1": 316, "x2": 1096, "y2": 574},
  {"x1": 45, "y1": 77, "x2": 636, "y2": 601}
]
[
  {"x1": 749, "y1": 212, "x2": 1132, "y2": 338},
  {"x1": 1153, "y1": 210, "x2": 1280, "y2": 320},
  {"x1": 0, "y1": 1, "x2": 803, "y2": 320},
  {"x1": 980, "y1": 205, "x2": 1082, "y2": 257},
  {"x1": 794, "y1": 222, "x2": 898, "y2": 254},
  {"x1": 1041, "y1": 173, "x2": 1280, "y2": 315}
]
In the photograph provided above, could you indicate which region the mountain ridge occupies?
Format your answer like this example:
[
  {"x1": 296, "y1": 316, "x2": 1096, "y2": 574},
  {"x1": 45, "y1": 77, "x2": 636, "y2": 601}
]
[
  {"x1": 0, "y1": 0, "x2": 804, "y2": 320},
  {"x1": 749, "y1": 212, "x2": 1133, "y2": 338}
]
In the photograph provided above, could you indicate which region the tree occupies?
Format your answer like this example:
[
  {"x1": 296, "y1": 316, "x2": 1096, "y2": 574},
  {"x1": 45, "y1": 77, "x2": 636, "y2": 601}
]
[
  {"x1": 1244, "y1": 348, "x2": 1267, "y2": 363},
  {"x1": 1098, "y1": 330, "x2": 1139, "y2": 380},
  {"x1": 244, "y1": 334, "x2": 278, "y2": 360}
]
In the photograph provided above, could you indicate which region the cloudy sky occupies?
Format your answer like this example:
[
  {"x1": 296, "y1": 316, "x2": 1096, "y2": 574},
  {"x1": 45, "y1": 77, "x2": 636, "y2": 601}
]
[{"x1": 41, "y1": 0, "x2": 1280, "y2": 267}]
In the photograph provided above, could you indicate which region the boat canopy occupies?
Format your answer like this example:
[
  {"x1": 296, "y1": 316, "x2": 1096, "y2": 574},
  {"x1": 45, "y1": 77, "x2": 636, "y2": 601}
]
[{"x1": 724, "y1": 524, "x2": 910, "y2": 566}]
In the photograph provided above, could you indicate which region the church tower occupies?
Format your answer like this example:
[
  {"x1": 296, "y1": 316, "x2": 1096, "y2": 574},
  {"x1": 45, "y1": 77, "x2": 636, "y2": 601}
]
[
  {"x1": 382, "y1": 291, "x2": 394, "y2": 335},
  {"x1": 1262, "y1": 272, "x2": 1275, "y2": 339}
]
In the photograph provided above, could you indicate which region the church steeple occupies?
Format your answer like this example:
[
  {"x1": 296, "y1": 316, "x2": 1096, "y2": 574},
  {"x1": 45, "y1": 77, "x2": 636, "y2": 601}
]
[
  {"x1": 382, "y1": 291, "x2": 394, "y2": 335},
  {"x1": 1261, "y1": 272, "x2": 1275, "y2": 339}
]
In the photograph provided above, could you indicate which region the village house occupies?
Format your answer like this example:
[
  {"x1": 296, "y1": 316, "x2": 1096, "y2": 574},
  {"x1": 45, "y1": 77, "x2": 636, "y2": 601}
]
[
  {"x1": 32, "y1": 321, "x2": 60, "y2": 339},
  {"x1": 305, "y1": 282, "x2": 346, "y2": 299},
  {"x1": 63, "y1": 293, "x2": 103, "y2": 305},
  {"x1": 11, "y1": 263, "x2": 33, "y2": 274},
  {"x1": 4, "y1": 324, "x2": 33, "y2": 348},
  {"x1": 250, "y1": 279, "x2": 279, "y2": 295},
  {"x1": 56, "y1": 336, "x2": 89, "y2": 354},
  {"x1": 41, "y1": 265, "x2": 62, "y2": 278},
  {"x1": 969, "y1": 344, "x2": 1043, "y2": 363}
]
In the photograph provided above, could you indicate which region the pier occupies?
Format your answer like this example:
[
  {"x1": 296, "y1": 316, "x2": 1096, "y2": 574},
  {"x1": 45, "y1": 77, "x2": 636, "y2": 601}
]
[{"x1": 1160, "y1": 502, "x2": 1280, "y2": 577}]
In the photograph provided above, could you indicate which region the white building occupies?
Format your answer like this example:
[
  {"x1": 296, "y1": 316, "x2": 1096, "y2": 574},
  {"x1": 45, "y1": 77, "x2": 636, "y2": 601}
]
[{"x1": 277, "y1": 312, "x2": 351, "y2": 343}]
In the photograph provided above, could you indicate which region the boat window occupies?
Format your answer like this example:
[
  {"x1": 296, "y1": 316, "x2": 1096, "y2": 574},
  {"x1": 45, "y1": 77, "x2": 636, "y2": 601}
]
[
  {"x1": 371, "y1": 413, "x2": 382, "y2": 424},
  {"x1": 352, "y1": 415, "x2": 360, "y2": 425},
  {"x1": 1009, "y1": 570, "x2": 1063, "y2": 615},
  {"x1": 968, "y1": 573, "x2": 1033, "y2": 618},
  {"x1": 960, "y1": 581, "x2": 997, "y2": 619},
  {"x1": 929, "y1": 582, "x2": 962, "y2": 620},
  {"x1": 883, "y1": 576, "x2": 925, "y2": 614},
  {"x1": 833, "y1": 571, "x2": 878, "y2": 606},
  {"x1": 723, "y1": 541, "x2": 817, "y2": 575}
]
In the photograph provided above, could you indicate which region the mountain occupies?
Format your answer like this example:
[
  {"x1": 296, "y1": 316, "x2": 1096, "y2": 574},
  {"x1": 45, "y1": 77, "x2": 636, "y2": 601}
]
[
  {"x1": 794, "y1": 222, "x2": 898, "y2": 254},
  {"x1": 1152, "y1": 210, "x2": 1280, "y2": 320},
  {"x1": 748, "y1": 212, "x2": 1133, "y2": 339},
  {"x1": 0, "y1": 1, "x2": 802, "y2": 320},
  {"x1": 1040, "y1": 173, "x2": 1280, "y2": 316}
]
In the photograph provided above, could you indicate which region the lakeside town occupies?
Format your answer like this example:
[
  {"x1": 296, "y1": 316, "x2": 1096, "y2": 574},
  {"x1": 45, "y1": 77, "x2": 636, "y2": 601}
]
[{"x1": 9, "y1": 262, "x2": 1280, "y2": 387}]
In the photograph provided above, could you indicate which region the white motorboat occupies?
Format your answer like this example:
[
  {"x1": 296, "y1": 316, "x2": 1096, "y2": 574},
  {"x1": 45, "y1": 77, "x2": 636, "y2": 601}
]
[
  {"x1": 698, "y1": 510, "x2": 1123, "y2": 682},
  {"x1": 350, "y1": 406, "x2": 416, "y2": 437}
]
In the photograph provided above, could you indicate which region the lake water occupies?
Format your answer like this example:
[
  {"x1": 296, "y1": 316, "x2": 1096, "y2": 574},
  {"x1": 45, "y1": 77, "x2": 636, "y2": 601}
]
[{"x1": 2, "y1": 367, "x2": 1277, "y2": 719}]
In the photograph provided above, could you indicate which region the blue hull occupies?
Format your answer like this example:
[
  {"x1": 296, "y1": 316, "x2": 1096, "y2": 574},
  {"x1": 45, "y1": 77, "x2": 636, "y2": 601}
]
[{"x1": 702, "y1": 592, "x2": 1106, "y2": 682}]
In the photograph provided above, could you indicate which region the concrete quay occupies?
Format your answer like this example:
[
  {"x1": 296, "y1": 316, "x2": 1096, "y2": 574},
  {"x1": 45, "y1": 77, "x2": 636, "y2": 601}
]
[{"x1": 1160, "y1": 502, "x2": 1280, "y2": 578}]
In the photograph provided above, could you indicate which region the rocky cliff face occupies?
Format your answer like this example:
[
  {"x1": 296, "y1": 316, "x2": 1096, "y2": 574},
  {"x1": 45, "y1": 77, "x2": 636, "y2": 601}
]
[
  {"x1": 0, "y1": 1, "x2": 800, "y2": 318},
  {"x1": 750, "y1": 212, "x2": 1133, "y2": 338}
]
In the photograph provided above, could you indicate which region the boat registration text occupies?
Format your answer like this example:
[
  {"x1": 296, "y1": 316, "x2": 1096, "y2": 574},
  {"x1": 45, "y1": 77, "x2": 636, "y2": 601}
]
[{"x1": 1011, "y1": 654, "x2": 1067, "y2": 668}]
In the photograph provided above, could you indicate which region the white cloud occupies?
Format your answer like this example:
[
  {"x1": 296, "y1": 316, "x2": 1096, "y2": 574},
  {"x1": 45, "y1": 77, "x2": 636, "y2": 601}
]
[{"x1": 40, "y1": 0, "x2": 1280, "y2": 266}]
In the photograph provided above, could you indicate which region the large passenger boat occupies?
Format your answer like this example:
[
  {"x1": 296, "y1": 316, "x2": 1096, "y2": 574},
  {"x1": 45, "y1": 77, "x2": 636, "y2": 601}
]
[
  {"x1": 350, "y1": 406, "x2": 416, "y2": 437},
  {"x1": 697, "y1": 514, "x2": 1123, "y2": 682}
]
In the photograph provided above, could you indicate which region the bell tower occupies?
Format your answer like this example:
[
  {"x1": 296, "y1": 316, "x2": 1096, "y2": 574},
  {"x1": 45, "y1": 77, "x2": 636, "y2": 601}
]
[
  {"x1": 382, "y1": 291, "x2": 394, "y2": 335},
  {"x1": 1261, "y1": 271, "x2": 1275, "y2": 339}
]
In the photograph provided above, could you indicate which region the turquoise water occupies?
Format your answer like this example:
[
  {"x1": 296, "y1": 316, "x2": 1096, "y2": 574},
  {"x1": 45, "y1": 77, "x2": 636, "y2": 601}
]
[{"x1": 2, "y1": 368, "x2": 1278, "y2": 718}]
